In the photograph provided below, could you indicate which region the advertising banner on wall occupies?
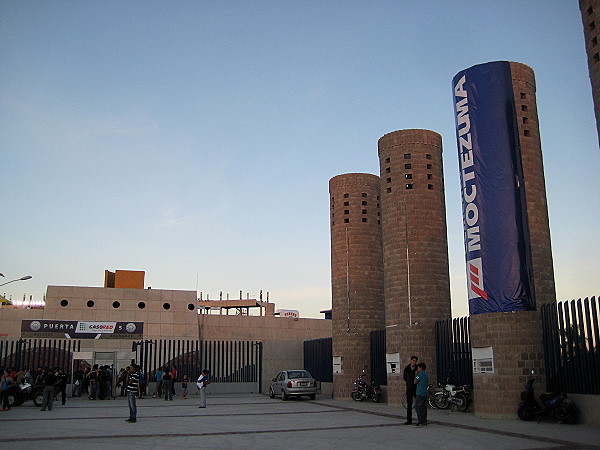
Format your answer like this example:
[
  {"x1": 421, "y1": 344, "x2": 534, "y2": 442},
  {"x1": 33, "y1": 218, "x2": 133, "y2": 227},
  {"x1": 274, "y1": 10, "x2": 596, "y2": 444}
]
[
  {"x1": 21, "y1": 320, "x2": 144, "y2": 339},
  {"x1": 452, "y1": 61, "x2": 534, "y2": 315}
]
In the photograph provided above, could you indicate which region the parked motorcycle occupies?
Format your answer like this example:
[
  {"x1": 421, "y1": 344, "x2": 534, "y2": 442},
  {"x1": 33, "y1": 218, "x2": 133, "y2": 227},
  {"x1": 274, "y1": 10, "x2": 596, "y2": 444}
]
[
  {"x1": 433, "y1": 382, "x2": 470, "y2": 412},
  {"x1": 517, "y1": 372, "x2": 578, "y2": 424},
  {"x1": 351, "y1": 371, "x2": 382, "y2": 403},
  {"x1": 5, "y1": 382, "x2": 55, "y2": 408}
]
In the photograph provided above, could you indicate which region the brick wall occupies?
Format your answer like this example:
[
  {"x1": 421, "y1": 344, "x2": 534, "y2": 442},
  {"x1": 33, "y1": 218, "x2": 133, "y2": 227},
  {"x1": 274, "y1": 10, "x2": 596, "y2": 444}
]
[
  {"x1": 329, "y1": 173, "x2": 385, "y2": 399},
  {"x1": 579, "y1": 0, "x2": 600, "y2": 146},
  {"x1": 378, "y1": 129, "x2": 452, "y2": 404}
]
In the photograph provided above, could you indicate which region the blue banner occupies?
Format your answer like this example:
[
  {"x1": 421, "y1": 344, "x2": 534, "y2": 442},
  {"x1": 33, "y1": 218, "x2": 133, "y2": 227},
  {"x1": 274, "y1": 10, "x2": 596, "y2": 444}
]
[{"x1": 452, "y1": 61, "x2": 534, "y2": 315}]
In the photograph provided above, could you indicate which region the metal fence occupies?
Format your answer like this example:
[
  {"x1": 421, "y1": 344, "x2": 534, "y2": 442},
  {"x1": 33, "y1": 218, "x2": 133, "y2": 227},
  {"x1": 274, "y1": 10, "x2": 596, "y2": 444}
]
[
  {"x1": 370, "y1": 329, "x2": 387, "y2": 386},
  {"x1": 304, "y1": 337, "x2": 332, "y2": 382},
  {"x1": 137, "y1": 339, "x2": 262, "y2": 387},
  {"x1": 435, "y1": 317, "x2": 473, "y2": 387},
  {"x1": 542, "y1": 297, "x2": 600, "y2": 395},
  {"x1": 0, "y1": 338, "x2": 81, "y2": 379}
]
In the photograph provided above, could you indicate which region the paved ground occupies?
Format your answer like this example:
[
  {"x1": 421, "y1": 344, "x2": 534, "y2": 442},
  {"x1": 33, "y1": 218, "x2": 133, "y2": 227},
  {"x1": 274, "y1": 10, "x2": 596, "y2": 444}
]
[{"x1": 0, "y1": 393, "x2": 599, "y2": 449}]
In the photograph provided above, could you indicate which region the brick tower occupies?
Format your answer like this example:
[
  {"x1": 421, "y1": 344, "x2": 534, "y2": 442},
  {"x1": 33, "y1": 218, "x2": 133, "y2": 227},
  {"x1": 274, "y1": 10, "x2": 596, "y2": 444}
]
[
  {"x1": 329, "y1": 173, "x2": 385, "y2": 399},
  {"x1": 580, "y1": 0, "x2": 600, "y2": 145},
  {"x1": 455, "y1": 62, "x2": 556, "y2": 418},
  {"x1": 377, "y1": 129, "x2": 452, "y2": 405}
]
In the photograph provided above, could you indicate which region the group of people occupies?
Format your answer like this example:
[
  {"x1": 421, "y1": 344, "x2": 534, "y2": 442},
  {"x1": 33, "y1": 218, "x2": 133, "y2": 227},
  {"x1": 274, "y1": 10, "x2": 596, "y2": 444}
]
[
  {"x1": 0, "y1": 366, "x2": 69, "y2": 411},
  {"x1": 403, "y1": 356, "x2": 429, "y2": 427},
  {"x1": 124, "y1": 367, "x2": 210, "y2": 423}
]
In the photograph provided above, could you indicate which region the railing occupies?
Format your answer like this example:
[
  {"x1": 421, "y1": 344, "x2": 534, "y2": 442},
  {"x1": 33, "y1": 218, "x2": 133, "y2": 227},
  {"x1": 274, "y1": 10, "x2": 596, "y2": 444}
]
[
  {"x1": 435, "y1": 317, "x2": 473, "y2": 388},
  {"x1": 304, "y1": 337, "x2": 332, "y2": 382},
  {"x1": 542, "y1": 297, "x2": 600, "y2": 395}
]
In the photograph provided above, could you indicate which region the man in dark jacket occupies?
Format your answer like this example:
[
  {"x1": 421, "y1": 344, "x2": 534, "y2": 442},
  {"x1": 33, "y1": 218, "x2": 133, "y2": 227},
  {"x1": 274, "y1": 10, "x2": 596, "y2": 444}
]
[
  {"x1": 40, "y1": 368, "x2": 57, "y2": 411},
  {"x1": 56, "y1": 367, "x2": 67, "y2": 405},
  {"x1": 403, "y1": 356, "x2": 418, "y2": 425}
]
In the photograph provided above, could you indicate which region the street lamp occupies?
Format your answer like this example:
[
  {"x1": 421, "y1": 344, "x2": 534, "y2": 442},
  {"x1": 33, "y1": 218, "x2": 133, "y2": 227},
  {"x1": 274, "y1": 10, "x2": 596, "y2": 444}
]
[{"x1": 0, "y1": 275, "x2": 33, "y2": 287}]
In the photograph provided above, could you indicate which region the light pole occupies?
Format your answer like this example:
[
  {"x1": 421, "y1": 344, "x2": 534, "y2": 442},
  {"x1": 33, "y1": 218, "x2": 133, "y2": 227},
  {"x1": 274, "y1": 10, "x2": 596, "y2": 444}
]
[{"x1": 0, "y1": 275, "x2": 32, "y2": 287}]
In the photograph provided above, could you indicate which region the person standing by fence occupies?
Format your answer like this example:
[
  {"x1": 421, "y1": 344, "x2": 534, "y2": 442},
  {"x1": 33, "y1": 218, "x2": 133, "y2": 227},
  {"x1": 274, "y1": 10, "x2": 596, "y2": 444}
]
[
  {"x1": 196, "y1": 369, "x2": 210, "y2": 408},
  {"x1": 403, "y1": 356, "x2": 418, "y2": 425},
  {"x1": 162, "y1": 369, "x2": 173, "y2": 401},
  {"x1": 1, "y1": 369, "x2": 13, "y2": 411},
  {"x1": 414, "y1": 362, "x2": 429, "y2": 428},
  {"x1": 125, "y1": 365, "x2": 139, "y2": 423},
  {"x1": 40, "y1": 367, "x2": 57, "y2": 411}
]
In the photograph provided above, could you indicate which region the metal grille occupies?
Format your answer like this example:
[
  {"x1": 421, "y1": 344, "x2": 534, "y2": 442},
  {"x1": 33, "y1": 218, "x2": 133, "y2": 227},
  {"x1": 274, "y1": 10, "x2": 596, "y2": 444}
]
[
  {"x1": 370, "y1": 329, "x2": 387, "y2": 386},
  {"x1": 435, "y1": 317, "x2": 473, "y2": 387},
  {"x1": 303, "y1": 337, "x2": 332, "y2": 382},
  {"x1": 542, "y1": 297, "x2": 600, "y2": 395}
]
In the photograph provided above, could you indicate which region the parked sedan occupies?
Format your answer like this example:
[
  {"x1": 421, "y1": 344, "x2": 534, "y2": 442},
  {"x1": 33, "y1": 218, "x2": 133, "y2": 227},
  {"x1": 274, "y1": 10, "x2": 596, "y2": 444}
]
[{"x1": 269, "y1": 370, "x2": 317, "y2": 400}]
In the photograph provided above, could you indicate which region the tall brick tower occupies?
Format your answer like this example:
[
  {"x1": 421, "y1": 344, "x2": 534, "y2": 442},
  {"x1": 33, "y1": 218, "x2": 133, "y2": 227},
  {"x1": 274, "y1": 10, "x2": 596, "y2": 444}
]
[
  {"x1": 378, "y1": 129, "x2": 452, "y2": 405},
  {"x1": 580, "y1": 0, "x2": 600, "y2": 145},
  {"x1": 453, "y1": 61, "x2": 556, "y2": 418},
  {"x1": 329, "y1": 173, "x2": 385, "y2": 399}
]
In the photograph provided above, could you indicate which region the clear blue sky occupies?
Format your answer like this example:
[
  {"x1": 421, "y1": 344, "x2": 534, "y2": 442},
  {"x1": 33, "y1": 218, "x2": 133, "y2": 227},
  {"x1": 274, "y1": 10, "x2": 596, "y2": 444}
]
[{"x1": 1, "y1": 1, "x2": 598, "y2": 318}]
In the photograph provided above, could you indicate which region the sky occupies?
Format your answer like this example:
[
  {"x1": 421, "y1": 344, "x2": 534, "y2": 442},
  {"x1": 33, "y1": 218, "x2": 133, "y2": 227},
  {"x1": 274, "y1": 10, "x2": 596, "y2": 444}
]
[{"x1": 1, "y1": 1, "x2": 598, "y2": 319}]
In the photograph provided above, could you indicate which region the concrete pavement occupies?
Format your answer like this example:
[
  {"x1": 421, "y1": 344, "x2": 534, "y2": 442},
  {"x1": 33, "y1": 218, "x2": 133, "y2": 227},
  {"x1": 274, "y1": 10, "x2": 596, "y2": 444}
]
[{"x1": 0, "y1": 393, "x2": 598, "y2": 449}]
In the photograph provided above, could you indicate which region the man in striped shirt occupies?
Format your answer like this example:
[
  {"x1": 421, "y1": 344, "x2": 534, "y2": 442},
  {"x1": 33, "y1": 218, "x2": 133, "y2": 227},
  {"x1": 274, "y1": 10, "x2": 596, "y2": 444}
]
[{"x1": 125, "y1": 365, "x2": 139, "y2": 423}]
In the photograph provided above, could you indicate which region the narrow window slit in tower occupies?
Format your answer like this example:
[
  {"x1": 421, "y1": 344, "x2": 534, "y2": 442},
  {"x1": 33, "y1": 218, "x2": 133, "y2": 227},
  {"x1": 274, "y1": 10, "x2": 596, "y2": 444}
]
[
  {"x1": 344, "y1": 218, "x2": 349, "y2": 223},
  {"x1": 428, "y1": 184, "x2": 433, "y2": 190},
  {"x1": 362, "y1": 218, "x2": 368, "y2": 223},
  {"x1": 521, "y1": 105, "x2": 528, "y2": 112},
  {"x1": 406, "y1": 184, "x2": 413, "y2": 190},
  {"x1": 405, "y1": 173, "x2": 412, "y2": 179},
  {"x1": 590, "y1": 20, "x2": 596, "y2": 30},
  {"x1": 343, "y1": 193, "x2": 349, "y2": 198},
  {"x1": 344, "y1": 201, "x2": 349, "y2": 206},
  {"x1": 386, "y1": 177, "x2": 392, "y2": 183},
  {"x1": 344, "y1": 210, "x2": 349, "y2": 215},
  {"x1": 404, "y1": 153, "x2": 411, "y2": 159},
  {"x1": 524, "y1": 130, "x2": 530, "y2": 137},
  {"x1": 520, "y1": 92, "x2": 526, "y2": 100},
  {"x1": 386, "y1": 187, "x2": 392, "y2": 193},
  {"x1": 385, "y1": 167, "x2": 391, "y2": 173},
  {"x1": 593, "y1": 36, "x2": 598, "y2": 46},
  {"x1": 362, "y1": 201, "x2": 367, "y2": 206},
  {"x1": 404, "y1": 163, "x2": 411, "y2": 169},
  {"x1": 425, "y1": 153, "x2": 432, "y2": 160},
  {"x1": 427, "y1": 174, "x2": 432, "y2": 180},
  {"x1": 594, "y1": 53, "x2": 600, "y2": 63},
  {"x1": 522, "y1": 117, "x2": 528, "y2": 124},
  {"x1": 361, "y1": 193, "x2": 367, "y2": 197},
  {"x1": 362, "y1": 209, "x2": 367, "y2": 214},
  {"x1": 588, "y1": 6, "x2": 593, "y2": 15},
  {"x1": 427, "y1": 164, "x2": 432, "y2": 170}
]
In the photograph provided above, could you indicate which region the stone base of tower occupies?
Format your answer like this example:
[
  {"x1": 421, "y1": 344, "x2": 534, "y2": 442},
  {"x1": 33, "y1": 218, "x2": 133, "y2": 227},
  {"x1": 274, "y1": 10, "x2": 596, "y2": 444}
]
[
  {"x1": 470, "y1": 311, "x2": 545, "y2": 419},
  {"x1": 385, "y1": 324, "x2": 440, "y2": 406}
]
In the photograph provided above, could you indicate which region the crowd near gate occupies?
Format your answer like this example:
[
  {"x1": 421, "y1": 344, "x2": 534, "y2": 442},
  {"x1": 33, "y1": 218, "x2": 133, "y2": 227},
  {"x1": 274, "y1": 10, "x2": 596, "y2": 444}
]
[
  {"x1": 0, "y1": 338, "x2": 262, "y2": 389},
  {"x1": 0, "y1": 338, "x2": 82, "y2": 379}
]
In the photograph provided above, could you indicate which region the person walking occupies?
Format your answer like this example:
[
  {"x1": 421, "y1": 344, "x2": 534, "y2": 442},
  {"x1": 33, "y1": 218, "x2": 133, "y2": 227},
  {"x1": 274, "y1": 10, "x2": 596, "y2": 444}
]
[
  {"x1": 125, "y1": 365, "x2": 139, "y2": 423},
  {"x1": 403, "y1": 356, "x2": 418, "y2": 425},
  {"x1": 181, "y1": 374, "x2": 189, "y2": 400},
  {"x1": 1, "y1": 369, "x2": 13, "y2": 411},
  {"x1": 414, "y1": 362, "x2": 429, "y2": 427},
  {"x1": 56, "y1": 367, "x2": 67, "y2": 405},
  {"x1": 196, "y1": 369, "x2": 210, "y2": 408},
  {"x1": 40, "y1": 368, "x2": 57, "y2": 411},
  {"x1": 162, "y1": 370, "x2": 173, "y2": 401}
]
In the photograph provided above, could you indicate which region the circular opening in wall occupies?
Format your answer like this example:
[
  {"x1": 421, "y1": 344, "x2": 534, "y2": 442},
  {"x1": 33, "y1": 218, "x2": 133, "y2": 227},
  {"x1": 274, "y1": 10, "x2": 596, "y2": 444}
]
[
  {"x1": 60, "y1": 299, "x2": 68, "y2": 307},
  {"x1": 138, "y1": 302, "x2": 146, "y2": 309},
  {"x1": 163, "y1": 302, "x2": 171, "y2": 310},
  {"x1": 187, "y1": 303, "x2": 195, "y2": 311},
  {"x1": 112, "y1": 301, "x2": 121, "y2": 309},
  {"x1": 86, "y1": 300, "x2": 95, "y2": 308}
]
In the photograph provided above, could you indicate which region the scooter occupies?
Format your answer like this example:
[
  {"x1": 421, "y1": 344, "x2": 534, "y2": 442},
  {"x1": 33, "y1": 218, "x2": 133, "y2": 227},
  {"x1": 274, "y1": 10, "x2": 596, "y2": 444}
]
[
  {"x1": 517, "y1": 371, "x2": 578, "y2": 424},
  {"x1": 351, "y1": 371, "x2": 382, "y2": 403}
]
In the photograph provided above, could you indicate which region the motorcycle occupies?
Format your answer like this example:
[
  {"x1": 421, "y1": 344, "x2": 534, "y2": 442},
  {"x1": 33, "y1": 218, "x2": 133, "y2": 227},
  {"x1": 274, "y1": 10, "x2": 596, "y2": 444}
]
[
  {"x1": 433, "y1": 381, "x2": 470, "y2": 412},
  {"x1": 5, "y1": 382, "x2": 56, "y2": 408},
  {"x1": 351, "y1": 371, "x2": 382, "y2": 403},
  {"x1": 517, "y1": 372, "x2": 578, "y2": 424}
]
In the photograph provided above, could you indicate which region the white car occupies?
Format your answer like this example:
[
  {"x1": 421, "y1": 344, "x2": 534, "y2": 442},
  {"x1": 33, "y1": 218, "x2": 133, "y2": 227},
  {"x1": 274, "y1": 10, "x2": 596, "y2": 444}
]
[{"x1": 269, "y1": 370, "x2": 317, "y2": 400}]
